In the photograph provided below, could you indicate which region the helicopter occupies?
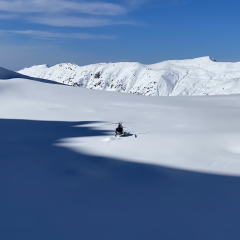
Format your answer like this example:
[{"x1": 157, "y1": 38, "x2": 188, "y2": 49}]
[
  {"x1": 99, "y1": 122, "x2": 149, "y2": 138},
  {"x1": 100, "y1": 121, "x2": 135, "y2": 137},
  {"x1": 115, "y1": 122, "x2": 126, "y2": 137}
]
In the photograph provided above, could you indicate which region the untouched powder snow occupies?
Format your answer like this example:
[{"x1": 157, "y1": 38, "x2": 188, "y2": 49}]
[
  {"x1": 18, "y1": 56, "x2": 240, "y2": 96},
  {"x1": 2, "y1": 77, "x2": 240, "y2": 176}
]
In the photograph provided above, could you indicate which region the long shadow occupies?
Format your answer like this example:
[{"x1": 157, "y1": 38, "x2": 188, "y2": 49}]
[
  {"x1": 0, "y1": 66, "x2": 63, "y2": 85},
  {"x1": 0, "y1": 119, "x2": 240, "y2": 240}
]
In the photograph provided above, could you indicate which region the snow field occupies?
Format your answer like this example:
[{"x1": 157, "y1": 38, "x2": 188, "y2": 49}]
[{"x1": 2, "y1": 77, "x2": 240, "y2": 176}]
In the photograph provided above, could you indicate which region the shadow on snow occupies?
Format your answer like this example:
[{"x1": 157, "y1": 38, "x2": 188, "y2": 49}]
[
  {"x1": 0, "y1": 66, "x2": 63, "y2": 85},
  {"x1": 0, "y1": 119, "x2": 240, "y2": 240}
]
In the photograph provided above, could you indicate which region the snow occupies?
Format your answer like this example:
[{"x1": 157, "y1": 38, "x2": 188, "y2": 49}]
[
  {"x1": 25, "y1": 64, "x2": 50, "y2": 69},
  {"x1": 18, "y1": 56, "x2": 240, "y2": 96},
  {"x1": 2, "y1": 70, "x2": 240, "y2": 239},
  {"x1": 0, "y1": 66, "x2": 62, "y2": 84},
  {"x1": 2, "y1": 72, "x2": 240, "y2": 176}
]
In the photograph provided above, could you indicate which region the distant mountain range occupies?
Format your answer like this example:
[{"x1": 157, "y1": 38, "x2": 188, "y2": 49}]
[{"x1": 15, "y1": 56, "x2": 240, "y2": 96}]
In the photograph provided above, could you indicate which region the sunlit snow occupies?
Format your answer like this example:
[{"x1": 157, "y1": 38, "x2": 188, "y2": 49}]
[{"x1": 19, "y1": 56, "x2": 240, "y2": 96}]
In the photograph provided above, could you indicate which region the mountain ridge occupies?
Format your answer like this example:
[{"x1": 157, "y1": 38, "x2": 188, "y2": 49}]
[{"x1": 18, "y1": 57, "x2": 240, "y2": 96}]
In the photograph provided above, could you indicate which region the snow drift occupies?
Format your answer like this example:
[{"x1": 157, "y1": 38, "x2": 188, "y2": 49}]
[{"x1": 18, "y1": 56, "x2": 240, "y2": 96}]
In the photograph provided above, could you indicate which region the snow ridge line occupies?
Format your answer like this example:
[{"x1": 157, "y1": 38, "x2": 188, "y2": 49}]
[{"x1": 17, "y1": 57, "x2": 240, "y2": 96}]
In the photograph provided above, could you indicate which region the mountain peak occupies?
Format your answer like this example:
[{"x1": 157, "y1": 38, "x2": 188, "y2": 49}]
[
  {"x1": 196, "y1": 56, "x2": 217, "y2": 62},
  {"x1": 29, "y1": 64, "x2": 50, "y2": 70}
]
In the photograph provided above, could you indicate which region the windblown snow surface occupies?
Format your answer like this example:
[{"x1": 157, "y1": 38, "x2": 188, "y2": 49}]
[
  {"x1": 3, "y1": 65, "x2": 240, "y2": 240},
  {"x1": 18, "y1": 56, "x2": 240, "y2": 96}
]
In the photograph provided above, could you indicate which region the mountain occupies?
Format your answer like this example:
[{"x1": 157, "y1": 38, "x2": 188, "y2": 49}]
[
  {"x1": 0, "y1": 66, "x2": 62, "y2": 85},
  {"x1": 18, "y1": 56, "x2": 240, "y2": 96}
]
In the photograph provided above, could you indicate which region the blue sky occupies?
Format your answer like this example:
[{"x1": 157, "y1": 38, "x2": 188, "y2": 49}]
[{"x1": 0, "y1": 0, "x2": 239, "y2": 70}]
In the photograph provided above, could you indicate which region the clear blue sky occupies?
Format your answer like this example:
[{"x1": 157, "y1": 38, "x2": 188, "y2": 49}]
[{"x1": 0, "y1": 0, "x2": 239, "y2": 70}]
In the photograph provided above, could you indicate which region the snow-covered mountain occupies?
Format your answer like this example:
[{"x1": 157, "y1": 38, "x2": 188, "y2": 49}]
[{"x1": 18, "y1": 56, "x2": 240, "y2": 96}]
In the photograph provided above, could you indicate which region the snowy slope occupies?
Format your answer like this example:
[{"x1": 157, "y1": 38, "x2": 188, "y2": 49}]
[
  {"x1": 2, "y1": 76, "x2": 240, "y2": 176},
  {"x1": 3, "y1": 77, "x2": 240, "y2": 240},
  {"x1": 0, "y1": 66, "x2": 62, "y2": 85},
  {"x1": 18, "y1": 56, "x2": 240, "y2": 96}
]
